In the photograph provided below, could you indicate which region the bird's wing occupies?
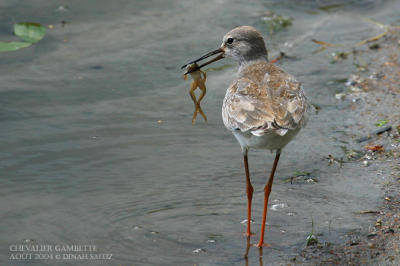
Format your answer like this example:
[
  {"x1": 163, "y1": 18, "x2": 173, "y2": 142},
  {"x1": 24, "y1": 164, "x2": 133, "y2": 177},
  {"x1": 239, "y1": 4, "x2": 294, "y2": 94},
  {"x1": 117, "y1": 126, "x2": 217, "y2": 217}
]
[{"x1": 222, "y1": 67, "x2": 308, "y2": 136}]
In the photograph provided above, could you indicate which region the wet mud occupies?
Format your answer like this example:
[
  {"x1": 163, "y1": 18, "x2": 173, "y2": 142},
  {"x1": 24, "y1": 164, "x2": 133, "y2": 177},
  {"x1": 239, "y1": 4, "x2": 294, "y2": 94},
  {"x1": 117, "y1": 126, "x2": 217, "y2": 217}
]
[{"x1": 295, "y1": 27, "x2": 400, "y2": 266}]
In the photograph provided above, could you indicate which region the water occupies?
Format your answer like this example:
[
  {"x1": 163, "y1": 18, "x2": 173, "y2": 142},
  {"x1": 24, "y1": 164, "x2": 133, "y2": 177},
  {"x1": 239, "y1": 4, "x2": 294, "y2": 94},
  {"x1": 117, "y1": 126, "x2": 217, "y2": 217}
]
[{"x1": 1, "y1": 0, "x2": 398, "y2": 265}]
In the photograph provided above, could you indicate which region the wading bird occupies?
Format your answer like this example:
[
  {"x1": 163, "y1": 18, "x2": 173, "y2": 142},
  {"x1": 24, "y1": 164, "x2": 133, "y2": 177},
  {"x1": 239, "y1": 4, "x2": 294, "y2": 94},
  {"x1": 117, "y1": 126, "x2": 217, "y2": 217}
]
[{"x1": 182, "y1": 26, "x2": 308, "y2": 247}]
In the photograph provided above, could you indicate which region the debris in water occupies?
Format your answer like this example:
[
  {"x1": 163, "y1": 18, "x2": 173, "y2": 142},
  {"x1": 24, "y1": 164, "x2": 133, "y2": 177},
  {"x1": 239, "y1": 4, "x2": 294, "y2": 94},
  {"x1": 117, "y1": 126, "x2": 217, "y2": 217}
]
[
  {"x1": 207, "y1": 234, "x2": 223, "y2": 240},
  {"x1": 312, "y1": 39, "x2": 342, "y2": 54},
  {"x1": 192, "y1": 248, "x2": 206, "y2": 253},
  {"x1": 357, "y1": 19, "x2": 389, "y2": 46},
  {"x1": 306, "y1": 218, "x2": 318, "y2": 246},
  {"x1": 271, "y1": 203, "x2": 288, "y2": 211},
  {"x1": 356, "y1": 126, "x2": 392, "y2": 143},
  {"x1": 375, "y1": 119, "x2": 389, "y2": 127},
  {"x1": 375, "y1": 219, "x2": 382, "y2": 227},
  {"x1": 357, "y1": 136, "x2": 372, "y2": 143},
  {"x1": 340, "y1": 147, "x2": 364, "y2": 161},
  {"x1": 350, "y1": 87, "x2": 362, "y2": 93},
  {"x1": 357, "y1": 30, "x2": 388, "y2": 46},
  {"x1": 306, "y1": 178, "x2": 317, "y2": 183},
  {"x1": 285, "y1": 171, "x2": 318, "y2": 184},
  {"x1": 270, "y1": 52, "x2": 287, "y2": 64},
  {"x1": 376, "y1": 125, "x2": 392, "y2": 135},
  {"x1": 318, "y1": 3, "x2": 348, "y2": 12},
  {"x1": 330, "y1": 51, "x2": 349, "y2": 63},
  {"x1": 261, "y1": 12, "x2": 293, "y2": 33},
  {"x1": 56, "y1": 5, "x2": 69, "y2": 12},
  {"x1": 369, "y1": 43, "x2": 380, "y2": 49},
  {"x1": 355, "y1": 63, "x2": 368, "y2": 72},
  {"x1": 335, "y1": 93, "x2": 346, "y2": 100},
  {"x1": 365, "y1": 145, "x2": 384, "y2": 152},
  {"x1": 327, "y1": 78, "x2": 348, "y2": 85},
  {"x1": 310, "y1": 102, "x2": 321, "y2": 114},
  {"x1": 357, "y1": 210, "x2": 380, "y2": 214},
  {"x1": 385, "y1": 228, "x2": 395, "y2": 234},
  {"x1": 326, "y1": 155, "x2": 344, "y2": 167},
  {"x1": 312, "y1": 39, "x2": 340, "y2": 47}
]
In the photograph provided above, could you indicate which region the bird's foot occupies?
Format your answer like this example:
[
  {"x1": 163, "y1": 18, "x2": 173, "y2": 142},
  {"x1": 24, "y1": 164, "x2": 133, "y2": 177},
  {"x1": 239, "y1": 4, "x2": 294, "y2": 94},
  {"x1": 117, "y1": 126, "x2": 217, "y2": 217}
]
[
  {"x1": 244, "y1": 231, "x2": 255, "y2": 237},
  {"x1": 254, "y1": 242, "x2": 271, "y2": 248}
]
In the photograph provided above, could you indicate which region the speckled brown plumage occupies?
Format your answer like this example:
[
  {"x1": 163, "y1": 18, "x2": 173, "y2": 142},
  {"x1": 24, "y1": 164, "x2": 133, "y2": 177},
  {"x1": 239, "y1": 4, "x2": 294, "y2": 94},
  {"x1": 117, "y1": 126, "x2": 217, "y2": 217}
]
[{"x1": 222, "y1": 61, "x2": 308, "y2": 137}]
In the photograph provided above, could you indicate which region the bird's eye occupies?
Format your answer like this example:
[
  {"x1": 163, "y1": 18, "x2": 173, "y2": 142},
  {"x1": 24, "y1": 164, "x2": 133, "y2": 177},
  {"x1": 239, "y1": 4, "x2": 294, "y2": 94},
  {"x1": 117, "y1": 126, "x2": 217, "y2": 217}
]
[{"x1": 227, "y1": 37, "x2": 234, "y2": 44}]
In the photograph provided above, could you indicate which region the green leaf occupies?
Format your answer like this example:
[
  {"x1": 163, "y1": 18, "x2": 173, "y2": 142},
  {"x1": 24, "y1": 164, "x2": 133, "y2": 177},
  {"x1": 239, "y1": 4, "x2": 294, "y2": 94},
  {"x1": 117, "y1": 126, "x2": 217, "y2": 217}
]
[
  {"x1": 14, "y1": 22, "x2": 46, "y2": 43},
  {"x1": 0, "y1": 41, "x2": 31, "y2": 52},
  {"x1": 375, "y1": 119, "x2": 389, "y2": 127}
]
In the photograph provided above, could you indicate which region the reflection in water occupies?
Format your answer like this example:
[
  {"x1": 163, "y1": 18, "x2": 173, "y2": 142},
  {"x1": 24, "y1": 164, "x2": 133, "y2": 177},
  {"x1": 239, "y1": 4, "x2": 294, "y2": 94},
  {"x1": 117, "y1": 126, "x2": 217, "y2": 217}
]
[
  {"x1": 259, "y1": 247, "x2": 264, "y2": 266},
  {"x1": 244, "y1": 236, "x2": 263, "y2": 266},
  {"x1": 244, "y1": 236, "x2": 251, "y2": 260}
]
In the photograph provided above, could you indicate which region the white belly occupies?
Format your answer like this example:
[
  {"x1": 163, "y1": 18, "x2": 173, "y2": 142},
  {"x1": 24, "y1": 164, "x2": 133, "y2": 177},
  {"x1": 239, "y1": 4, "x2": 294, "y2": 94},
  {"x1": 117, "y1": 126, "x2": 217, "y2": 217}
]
[{"x1": 232, "y1": 128, "x2": 300, "y2": 152}]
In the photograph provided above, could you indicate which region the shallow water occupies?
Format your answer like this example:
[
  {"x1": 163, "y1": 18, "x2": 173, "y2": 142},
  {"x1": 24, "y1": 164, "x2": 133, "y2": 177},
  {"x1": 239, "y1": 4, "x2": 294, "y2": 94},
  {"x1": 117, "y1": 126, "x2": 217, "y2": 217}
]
[{"x1": 1, "y1": 0, "x2": 398, "y2": 265}]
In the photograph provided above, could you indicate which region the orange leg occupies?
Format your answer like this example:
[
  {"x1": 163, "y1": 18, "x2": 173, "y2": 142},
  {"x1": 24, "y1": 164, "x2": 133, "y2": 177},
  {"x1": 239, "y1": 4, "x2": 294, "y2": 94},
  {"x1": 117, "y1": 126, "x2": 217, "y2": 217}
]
[
  {"x1": 243, "y1": 152, "x2": 254, "y2": 236},
  {"x1": 257, "y1": 150, "x2": 281, "y2": 247}
]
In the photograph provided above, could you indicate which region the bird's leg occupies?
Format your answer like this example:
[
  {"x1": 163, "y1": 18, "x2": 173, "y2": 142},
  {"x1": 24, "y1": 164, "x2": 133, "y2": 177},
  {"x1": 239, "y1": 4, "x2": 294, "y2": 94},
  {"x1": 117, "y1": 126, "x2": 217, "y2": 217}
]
[
  {"x1": 257, "y1": 150, "x2": 281, "y2": 247},
  {"x1": 243, "y1": 150, "x2": 254, "y2": 236},
  {"x1": 244, "y1": 235, "x2": 251, "y2": 262},
  {"x1": 196, "y1": 75, "x2": 208, "y2": 122},
  {"x1": 189, "y1": 81, "x2": 199, "y2": 124}
]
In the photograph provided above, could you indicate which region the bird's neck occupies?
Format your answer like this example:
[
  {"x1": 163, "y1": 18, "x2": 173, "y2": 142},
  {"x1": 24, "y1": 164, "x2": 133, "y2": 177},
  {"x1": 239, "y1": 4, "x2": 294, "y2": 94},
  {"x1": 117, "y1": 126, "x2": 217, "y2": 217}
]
[
  {"x1": 238, "y1": 49, "x2": 268, "y2": 66},
  {"x1": 238, "y1": 56, "x2": 269, "y2": 73}
]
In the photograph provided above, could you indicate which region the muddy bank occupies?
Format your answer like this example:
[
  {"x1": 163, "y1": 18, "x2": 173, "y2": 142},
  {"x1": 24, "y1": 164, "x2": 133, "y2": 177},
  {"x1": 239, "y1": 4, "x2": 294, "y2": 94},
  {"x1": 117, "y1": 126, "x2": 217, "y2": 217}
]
[{"x1": 294, "y1": 27, "x2": 400, "y2": 265}]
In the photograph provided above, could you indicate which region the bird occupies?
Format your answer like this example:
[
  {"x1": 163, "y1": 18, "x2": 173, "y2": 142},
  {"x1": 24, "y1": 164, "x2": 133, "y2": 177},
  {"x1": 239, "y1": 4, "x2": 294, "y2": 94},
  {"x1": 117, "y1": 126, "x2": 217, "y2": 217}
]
[{"x1": 182, "y1": 26, "x2": 308, "y2": 247}]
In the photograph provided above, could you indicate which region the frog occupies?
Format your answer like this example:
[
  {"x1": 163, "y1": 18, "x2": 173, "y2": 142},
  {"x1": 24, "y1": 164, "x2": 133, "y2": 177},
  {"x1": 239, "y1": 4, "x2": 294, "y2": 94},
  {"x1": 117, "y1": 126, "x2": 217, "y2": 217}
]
[{"x1": 183, "y1": 63, "x2": 208, "y2": 124}]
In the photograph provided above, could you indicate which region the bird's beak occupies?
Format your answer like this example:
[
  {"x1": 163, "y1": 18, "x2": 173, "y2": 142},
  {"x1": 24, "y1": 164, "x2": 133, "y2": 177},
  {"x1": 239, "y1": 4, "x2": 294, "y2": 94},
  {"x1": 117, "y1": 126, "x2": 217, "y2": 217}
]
[{"x1": 181, "y1": 47, "x2": 225, "y2": 74}]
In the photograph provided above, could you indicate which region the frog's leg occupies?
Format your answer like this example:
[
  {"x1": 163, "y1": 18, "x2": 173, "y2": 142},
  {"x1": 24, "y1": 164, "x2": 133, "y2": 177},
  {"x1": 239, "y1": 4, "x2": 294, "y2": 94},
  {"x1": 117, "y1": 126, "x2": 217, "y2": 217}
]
[
  {"x1": 201, "y1": 70, "x2": 207, "y2": 81},
  {"x1": 196, "y1": 78, "x2": 208, "y2": 122},
  {"x1": 189, "y1": 80, "x2": 200, "y2": 124}
]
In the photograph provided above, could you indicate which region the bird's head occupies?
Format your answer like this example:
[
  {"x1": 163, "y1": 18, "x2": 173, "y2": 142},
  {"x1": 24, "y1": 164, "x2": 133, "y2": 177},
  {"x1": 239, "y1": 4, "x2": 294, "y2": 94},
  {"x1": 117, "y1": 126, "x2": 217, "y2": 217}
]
[
  {"x1": 221, "y1": 26, "x2": 268, "y2": 64},
  {"x1": 181, "y1": 26, "x2": 268, "y2": 74}
]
